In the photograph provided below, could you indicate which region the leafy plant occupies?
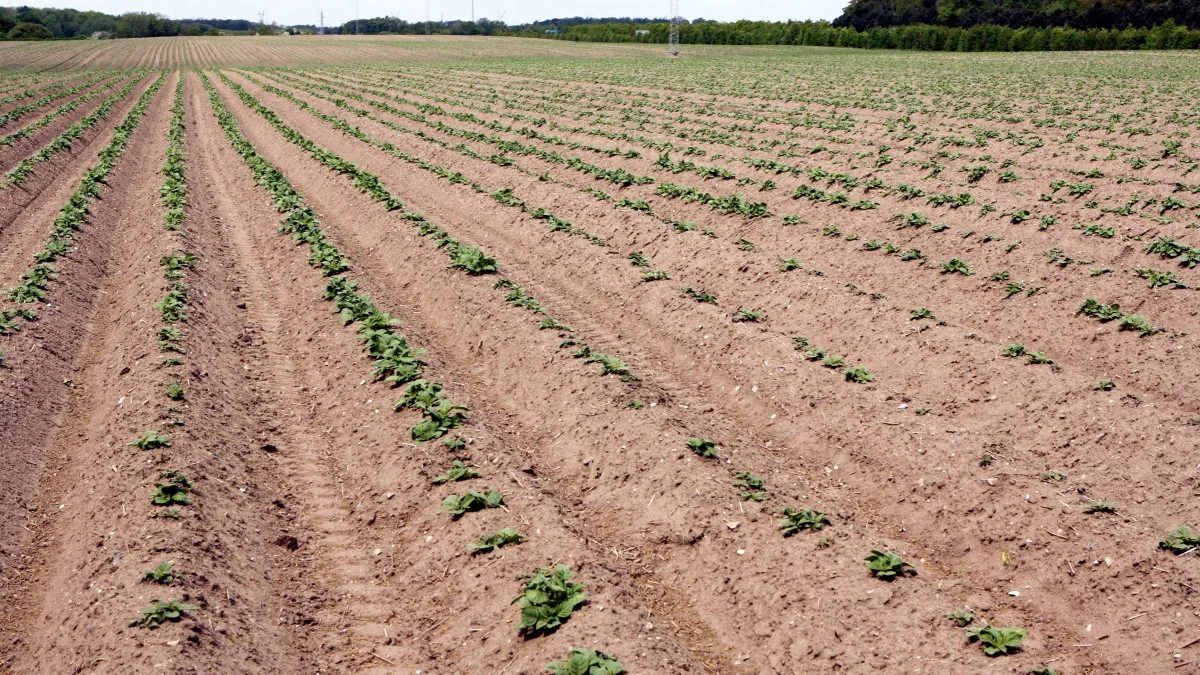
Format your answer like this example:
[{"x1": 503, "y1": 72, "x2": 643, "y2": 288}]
[
  {"x1": 143, "y1": 561, "x2": 180, "y2": 585},
  {"x1": 432, "y1": 460, "x2": 480, "y2": 484},
  {"x1": 909, "y1": 308, "x2": 935, "y2": 321},
  {"x1": 941, "y1": 258, "x2": 973, "y2": 276},
  {"x1": 449, "y1": 245, "x2": 499, "y2": 275},
  {"x1": 441, "y1": 490, "x2": 503, "y2": 519},
  {"x1": 1160, "y1": 525, "x2": 1200, "y2": 554},
  {"x1": 1083, "y1": 499, "x2": 1117, "y2": 513},
  {"x1": 731, "y1": 470, "x2": 768, "y2": 501},
  {"x1": 129, "y1": 430, "x2": 171, "y2": 450},
  {"x1": 780, "y1": 507, "x2": 830, "y2": 536},
  {"x1": 165, "y1": 382, "x2": 185, "y2": 401},
  {"x1": 150, "y1": 481, "x2": 191, "y2": 507},
  {"x1": 947, "y1": 608, "x2": 975, "y2": 627},
  {"x1": 682, "y1": 287, "x2": 718, "y2": 304},
  {"x1": 1093, "y1": 380, "x2": 1115, "y2": 391},
  {"x1": 1001, "y1": 344, "x2": 1026, "y2": 358},
  {"x1": 780, "y1": 258, "x2": 805, "y2": 271},
  {"x1": 129, "y1": 599, "x2": 198, "y2": 629},
  {"x1": 468, "y1": 528, "x2": 525, "y2": 554},
  {"x1": 965, "y1": 626, "x2": 1026, "y2": 656},
  {"x1": 845, "y1": 367, "x2": 874, "y2": 383},
  {"x1": 513, "y1": 565, "x2": 588, "y2": 637},
  {"x1": 732, "y1": 307, "x2": 765, "y2": 323},
  {"x1": 865, "y1": 549, "x2": 914, "y2": 580},
  {"x1": 687, "y1": 437, "x2": 718, "y2": 459},
  {"x1": 1028, "y1": 351, "x2": 1054, "y2": 365},
  {"x1": 641, "y1": 270, "x2": 670, "y2": 282},
  {"x1": 545, "y1": 649, "x2": 625, "y2": 675}
]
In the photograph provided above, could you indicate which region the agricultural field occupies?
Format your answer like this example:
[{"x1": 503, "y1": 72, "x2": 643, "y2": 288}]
[{"x1": 0, "y1": 35, "x2": 1199, "y2": 673}]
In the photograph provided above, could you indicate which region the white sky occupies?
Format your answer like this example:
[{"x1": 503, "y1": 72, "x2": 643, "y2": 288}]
[{"x1": 18, "y1": 0, "x2": 848, "y2": 27}]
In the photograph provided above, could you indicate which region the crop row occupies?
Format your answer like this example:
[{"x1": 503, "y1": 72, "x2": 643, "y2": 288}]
[{"x1": 3, "y1": 74, "x2": 147, "y2": 189}]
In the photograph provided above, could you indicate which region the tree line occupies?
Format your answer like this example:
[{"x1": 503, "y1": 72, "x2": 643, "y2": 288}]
[
  {"x1": 515, "y1": 18, "x2": 1200, "y2": 51},
  {"x1": 1, "y1": 6, "x2": 227, "y2": 40},
  {"x1": 834, "y1": 0, "x2": 1200, "y2": 31}
]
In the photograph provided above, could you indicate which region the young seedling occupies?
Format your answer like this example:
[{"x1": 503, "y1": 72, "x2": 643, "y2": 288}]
[
  {"x1": 687, "y1": 437, "x2": 717, "y2": 459},
  {"x1": 1001, "y1": 344, "x2": 1026, "y2": 358},
  {"x1": 538, "y1": 318, "x2": 573, "y2": 331},
  {"x1": 1160, "y1": 525, "x2": 1200, "y2": 554},
  {"x1": 1041, "y1": 469, "x2": 1067, "y2": 482},
  {"x1": 443, "y1": 436, "x2": 467, "y2": 451},
  {"x1": 432, "y1": 460, "x2": 480, "y2": 485},
  {"x1": 682, "y1": 287, "x2": 718, "y2": 304},
  {"x1": 1119, "y1": 314, "x2": 1157, "y2": 336},
  {"x1": 468, "y1": 528, "x2": 525, "y2": 554},
  {"x1": 946, "y1": 608, "x2": 975, "y2": 627},
  {"x1": 941, "y1": 258, "x2": 973, "y2": 276},
  {"x1": 865, "y1": 549, "x2": 915, "y2": 580},
  {"x1": 165, "y1": 382, "x2": 185, "y2": 401},
  {"x1": 129, "y1": 599, "x2": 198, "y2": 629},
  {"x1": 142, "y1": 561, "x2": 180, "y2": 585},
  {"x1": 1028, "y1": 351, "x2": 1054, "y2": 365},
  {"x1": 626, "y1": 399, "x2": 645, "y2": 410},
  {"x1": 965, "y1": 626, "x2": 1026, "y2": 656},
  {"x1": 732, "y1": 307, "x2": 765, "y2": 323},
  {"x1": 546, "y1": 649, "x2": 625, "y2": 675},
  {"x1": 1093, "y1": 380, "x2": 1115, "y2": 391},
  {"x1": 780, "y1": 258, "x2": 804, "y2": 272},
  {"x1": 128, "y1": 430, "x2": 171, "y2": 450},
  {"x1": 779, "y1": 507, "x2": 830, "y2": 536},
  {"x1": 513, "y1": 565, "x2": 587, "y2": 637},
  {"x1": 736, "y1": 238, "x2": 755, "y2": 252},
  {"x1": 909, "y1": 308, "x2": 935, "y2": 321},
  {"x1": 845, "y1": 367, "x2": 874, "y2": 383},
  {"x1": 449, "y1": 245, "x2": 499, "y2": 275},
  {"x1": 150, "y1": 482, "x2": 191, "y2": 507},
  {"x1": 731, "y1": 470, "x2": 769, "y2": 502},
  {"x1": 441, "y1": 490, "x2": 503, "y2": 519},
  {"x1": 1083, "y1": 499, "x2": 1117, "y2": 514},
  {"x1": 627, "y1": 252, "x2": 651, "y2": 268},
  {"x1": 821, "y1": 355, "x2": 846, "y2": 369},
  {"x1": 642, "y1": 270, "x2": 671, "y2": 282}
]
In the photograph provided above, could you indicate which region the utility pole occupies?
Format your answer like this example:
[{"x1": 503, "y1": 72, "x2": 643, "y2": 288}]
[
  {"x1": 668, "y1": 0, "x2": 681, "y2": 56},
  {"x1": 319, "y1": 9, "x2": 324, "y2": 34},
  {"x1": 471, "y1": 0, "x2": 475, "y2": 23},
  {"x1": 425, "y1": 0, "x2": 431, "y2": 35}
]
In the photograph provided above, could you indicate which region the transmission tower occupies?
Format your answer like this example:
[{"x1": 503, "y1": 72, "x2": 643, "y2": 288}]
[
  {"x1": 319, "y1": 9, "x2": 324, "y2": 34},
  {"x1": 668, "y1": 0, "x2": 680, "y2": 56}
]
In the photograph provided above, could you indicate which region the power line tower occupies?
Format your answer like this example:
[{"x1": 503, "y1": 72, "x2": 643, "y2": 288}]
[
  {"x1": 319, "y1": 9, "x2": 324, "y2": 34},
  {"x1": 668, "y1": 0, "x2": 680, "y2": 56}
]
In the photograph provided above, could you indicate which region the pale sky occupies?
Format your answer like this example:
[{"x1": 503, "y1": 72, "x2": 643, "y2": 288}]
[{"x1": 18, "y1": 0, "x2": 849, "y2": 28}]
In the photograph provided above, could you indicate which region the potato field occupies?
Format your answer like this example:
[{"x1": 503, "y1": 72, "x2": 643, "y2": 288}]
[{"x1": 0, "y1": 35, "x2": 1198, "y2": 673}]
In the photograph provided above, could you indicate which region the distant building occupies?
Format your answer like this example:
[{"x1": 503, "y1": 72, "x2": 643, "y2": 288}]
[
  {"x1": 635, "y1": 29, "x2": 650, "y2": 36},
  {"x1": 544, "y1": 29, "x2": 558, "y2": 35}
]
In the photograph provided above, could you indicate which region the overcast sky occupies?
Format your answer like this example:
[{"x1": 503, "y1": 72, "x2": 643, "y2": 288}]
[{"x1": 19, "y1": 0, "x2": 848, "y2": 27}]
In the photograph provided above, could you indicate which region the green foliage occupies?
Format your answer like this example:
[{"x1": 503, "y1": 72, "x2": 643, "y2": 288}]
[
  {"x1": 165, "y1": 383, "x2": 185, "y2": 401},
  {"x1": 941, "y1": 258, "x2": 973, "y2": 276},
  {"x1": 545, "y1": 649, "x2": 626, "y2": 675},
  {"x1": 130, "y1": 599, "x2": 198, "y2": 629},
  {"x1": 441, "y1": 490, "x2": 504, "y2": 519},
  {"x1": 129, "y1": 430, "x2": 171, "y2": 450},
  {"x1": 432, "y1": 460, "x2": 480, "y2": 484},
  {"x1": 513, "y1": 565, "x2": 588, "y2": 637},
  {"x1": 682, "y1": 287, "x2": 718, "y2": 304},
  {"x1": 1160, "y1": 525, "x2": 1200, "y2": 554},
  {"x1": 142, "y1": 561, "x2": 180, "y2": 585},
  {"x1": 449, "y1": 244, "x2": 500, "y2": 275},
  {"x1": 732, "y1": 470, "x2": 769, "y2": 501},
  {"x1": 865, "y1": 549, "x2": 914, "y2": 580},
  {"x1": 909, "y1": 308, "x2": 935, "y2": 321},
  {"x1": 1001, "y1": 344, "x2": 1026, "y2": 358},
  {"x1": 468, "y1": 528, "x2": 525, "y2": 554},
  {"x1": 965, "y1": 626, "x2": 1026, "y2": 656},
  {"x1": 845, "y1": 367, "x2": 874, "y2": 383},
  {"x1": 150, "y1": 483, "x2": 190, "y2": 507},
  {"x1": 687, "y1": 437, "x2": 718, "y2": 459},
  {"x1": 1094, "y1": 380, "x2": 1115, "y2": 391},
  {"x1": 947, "y1": 608, "x2": 975, "y2": 627},
  {"x1": 780, "y1": 507, "x2": 830, "y2": 536},
  {"x1": 732, "y1": 307, "x2": 765, "y2": 323},
  {"x1": 1083, "y1": 499, "x2": 1117, "y2": 513}
]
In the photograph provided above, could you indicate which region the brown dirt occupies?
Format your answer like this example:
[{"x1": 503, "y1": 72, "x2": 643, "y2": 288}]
[{"x1": 1, "y1": 48, "x2": 1198, "y2": 674}]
